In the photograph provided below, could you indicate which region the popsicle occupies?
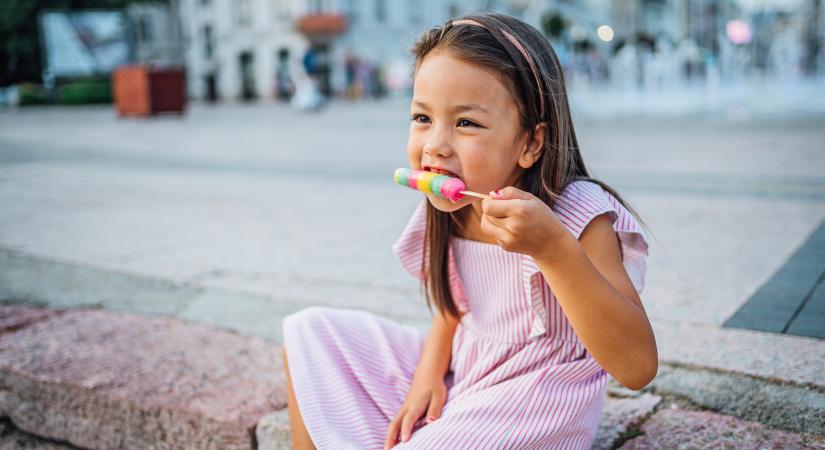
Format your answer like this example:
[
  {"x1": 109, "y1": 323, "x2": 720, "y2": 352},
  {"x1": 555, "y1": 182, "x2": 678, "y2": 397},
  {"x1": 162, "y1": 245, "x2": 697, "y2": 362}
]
[{"x1": 393, "y1": 168, "x2": 491, "y2": 200}]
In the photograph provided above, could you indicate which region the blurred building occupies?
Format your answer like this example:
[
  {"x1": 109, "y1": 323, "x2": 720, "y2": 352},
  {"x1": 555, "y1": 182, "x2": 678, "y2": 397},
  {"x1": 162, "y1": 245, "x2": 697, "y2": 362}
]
[
  {"x1": 176, "y1": 0, "x2": 823, "y2": 101},
  {"x1": 177, "y1": 0, "x2": 495, "y2": 101},
  {"x1": 129, "y1": 1, "x2": 186, "y2": 67}
]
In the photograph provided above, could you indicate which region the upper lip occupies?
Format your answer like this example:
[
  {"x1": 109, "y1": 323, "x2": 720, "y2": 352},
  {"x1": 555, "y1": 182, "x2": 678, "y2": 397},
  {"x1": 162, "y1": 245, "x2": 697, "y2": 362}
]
[{"x1": 422, "y1": 164, "x2": 460, "y2": 179}]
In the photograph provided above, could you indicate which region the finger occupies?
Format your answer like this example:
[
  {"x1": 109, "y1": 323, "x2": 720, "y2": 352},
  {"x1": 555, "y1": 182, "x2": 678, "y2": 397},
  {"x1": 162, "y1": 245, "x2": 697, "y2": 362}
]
[
  {"x1": 399, "y1": 406, "x2": 424, "y2": 443},
  {"x1": 384, "y1": 416, "x2": 401, "y2": 449},
  {"x1": 481, "y1": 198, "x2": 512, "y2": 219},
  {"x1": 480, "y1": 211, "x2": 504, "y2": 237},
  {"x1": 490, "y1": 186, "x2": 533, "y2": 200},
  {"x1": 425, "y1": 392, "x2": 446, "y2": 423}
]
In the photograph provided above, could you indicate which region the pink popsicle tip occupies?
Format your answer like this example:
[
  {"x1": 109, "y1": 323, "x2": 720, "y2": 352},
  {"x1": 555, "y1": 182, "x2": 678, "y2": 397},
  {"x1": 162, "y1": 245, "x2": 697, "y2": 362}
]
[{"x1": 440, "y1": 178, "x2": 466, "y2": 201}]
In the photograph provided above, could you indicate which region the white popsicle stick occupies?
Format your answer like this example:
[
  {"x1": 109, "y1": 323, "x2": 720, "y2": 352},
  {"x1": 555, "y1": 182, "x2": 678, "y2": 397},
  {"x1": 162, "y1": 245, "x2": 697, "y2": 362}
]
[{"x1": 460, "y1": 190, "x2": 492, "y2": 200}]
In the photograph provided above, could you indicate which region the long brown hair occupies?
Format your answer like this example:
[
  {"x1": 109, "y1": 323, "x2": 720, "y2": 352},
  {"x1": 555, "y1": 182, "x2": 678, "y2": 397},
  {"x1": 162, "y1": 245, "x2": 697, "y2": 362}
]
[{"x1": 411, "y1": 13, "x2": 651, "y2": 319}]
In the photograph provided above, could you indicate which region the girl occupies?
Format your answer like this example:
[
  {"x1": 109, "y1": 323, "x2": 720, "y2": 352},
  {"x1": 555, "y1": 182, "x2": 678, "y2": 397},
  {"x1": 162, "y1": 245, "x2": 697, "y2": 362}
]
[{"x1": 281, "y1": 13, "x2": 657, "y2": 450}]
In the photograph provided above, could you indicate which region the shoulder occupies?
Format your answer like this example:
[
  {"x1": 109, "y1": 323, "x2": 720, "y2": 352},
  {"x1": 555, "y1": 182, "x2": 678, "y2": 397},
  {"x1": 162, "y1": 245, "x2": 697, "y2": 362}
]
[
  {"x1": 554, "y1": 180, "x2": 652, "y2": 293},
  {"x1": 392, "y1": 199, "x2": 428, "y2": 278},
  {"x1": 553, "y1": 180, "x2": 621, "y2": 239}
]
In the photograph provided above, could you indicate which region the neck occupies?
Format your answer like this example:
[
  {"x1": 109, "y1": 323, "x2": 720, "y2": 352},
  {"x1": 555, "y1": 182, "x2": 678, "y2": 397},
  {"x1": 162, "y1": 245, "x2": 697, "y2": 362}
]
[
  {"x1": 453, "y1": 202, "x2": 498, "y2": 244},
  {"x1": 453, "y1": 168, "x2": 526, "y2": 244}
]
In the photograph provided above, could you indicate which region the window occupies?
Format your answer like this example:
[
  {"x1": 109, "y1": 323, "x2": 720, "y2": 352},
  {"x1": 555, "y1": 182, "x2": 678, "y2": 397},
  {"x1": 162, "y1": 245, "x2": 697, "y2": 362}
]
[
  {"x1": 236, "y1": 0, "x2": 252, "y2": 26},
  {"x1": 273, "y1": 0, "x2": 291, "y2": 20},
  {"x1": 137, "y1": 16, "x2": 153, "y2": 43},
  {"x1": 202, "y1": 25, "x2": 214, "y2": 59}
]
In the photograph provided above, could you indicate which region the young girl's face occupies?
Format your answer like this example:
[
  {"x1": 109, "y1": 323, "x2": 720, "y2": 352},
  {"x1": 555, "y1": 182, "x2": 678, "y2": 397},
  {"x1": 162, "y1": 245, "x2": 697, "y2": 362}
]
[{"x1": 408, "y1": 49, "x2": 531, "y2": 213}]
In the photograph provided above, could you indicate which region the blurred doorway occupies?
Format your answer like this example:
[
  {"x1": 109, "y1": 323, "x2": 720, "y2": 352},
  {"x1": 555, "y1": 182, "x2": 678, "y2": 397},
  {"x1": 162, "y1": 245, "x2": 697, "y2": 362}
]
[
  {"x1": 204, "y1": 73, "x2": 218, "y2": 102},
  {"x1": 239, "y1": 51, "x2": 256, "y2": 100}
]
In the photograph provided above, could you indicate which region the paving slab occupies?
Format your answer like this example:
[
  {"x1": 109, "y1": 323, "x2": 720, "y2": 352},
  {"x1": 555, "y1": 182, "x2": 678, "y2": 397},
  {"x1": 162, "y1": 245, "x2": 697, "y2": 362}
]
[
  {"x1": 0, "y1": 305, "x2": 287, "y2": 450},
  {"x1": 619, "y1": 408, "x2": 825, "y2": 449},
  {"x1": 653, "y1": 319, "x2": 825, "y2": 388},
  {"x1": 725, "y1": 219, "x2": 825, "y2": 337}
]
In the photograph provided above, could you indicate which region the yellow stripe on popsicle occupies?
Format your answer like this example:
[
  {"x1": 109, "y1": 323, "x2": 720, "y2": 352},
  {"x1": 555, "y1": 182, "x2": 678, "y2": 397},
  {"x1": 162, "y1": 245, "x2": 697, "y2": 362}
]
[{"x1": 416, "y1": 171, "x2": 437, "y2": 193}]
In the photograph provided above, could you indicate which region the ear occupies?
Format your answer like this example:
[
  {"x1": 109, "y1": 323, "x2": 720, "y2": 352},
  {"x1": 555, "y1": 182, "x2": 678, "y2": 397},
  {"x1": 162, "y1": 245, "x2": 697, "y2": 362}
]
[{"x1": 517, "y1": 122, "x2": 546, "y2": 169}]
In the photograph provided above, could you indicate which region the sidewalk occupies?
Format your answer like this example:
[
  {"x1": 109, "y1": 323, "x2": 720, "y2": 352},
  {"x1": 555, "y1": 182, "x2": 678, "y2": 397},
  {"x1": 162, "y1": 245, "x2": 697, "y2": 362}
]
[{"x1": 1, "y1": 101, "x2": 824, "y2": 447}]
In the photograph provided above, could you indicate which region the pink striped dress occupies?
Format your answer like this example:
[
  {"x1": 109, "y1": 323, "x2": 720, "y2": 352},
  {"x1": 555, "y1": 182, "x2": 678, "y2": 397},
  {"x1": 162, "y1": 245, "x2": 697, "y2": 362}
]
[{"x1": 282, "y1": 180, "x2": 650, "y2": 449}]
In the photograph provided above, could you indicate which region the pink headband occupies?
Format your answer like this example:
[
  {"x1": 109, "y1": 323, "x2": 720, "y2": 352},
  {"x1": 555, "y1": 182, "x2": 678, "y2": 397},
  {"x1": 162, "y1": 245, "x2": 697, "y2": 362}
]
[{"x1": 450, "y1": 19, "x2": 545, "y2": 119}]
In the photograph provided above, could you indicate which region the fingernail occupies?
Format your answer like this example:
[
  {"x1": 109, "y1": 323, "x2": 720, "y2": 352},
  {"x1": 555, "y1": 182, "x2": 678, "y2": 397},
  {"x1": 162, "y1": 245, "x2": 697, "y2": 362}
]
[
  {"x1": 403, "y1": 434, "x2": 409, "y2": 442},
  {"x1": 428, "y1": 415, "x2": 436, "y2": 422}
]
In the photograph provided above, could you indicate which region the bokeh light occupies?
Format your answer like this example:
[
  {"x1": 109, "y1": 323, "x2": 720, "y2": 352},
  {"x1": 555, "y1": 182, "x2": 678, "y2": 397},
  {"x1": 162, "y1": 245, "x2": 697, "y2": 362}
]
[{"x1": 597, "y1": 25, "x2": 614, "y2": 42}]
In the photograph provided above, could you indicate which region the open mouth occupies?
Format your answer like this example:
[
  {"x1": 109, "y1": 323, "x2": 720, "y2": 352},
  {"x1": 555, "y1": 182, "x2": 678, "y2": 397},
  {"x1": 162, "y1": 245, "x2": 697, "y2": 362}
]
[{"x1": 423, "y1": 165, "x2": 461, "y2": 180}]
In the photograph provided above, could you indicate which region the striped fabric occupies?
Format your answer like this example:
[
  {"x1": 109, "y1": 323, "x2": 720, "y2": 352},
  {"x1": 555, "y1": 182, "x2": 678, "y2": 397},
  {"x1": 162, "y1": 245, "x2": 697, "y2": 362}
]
[{"x1": 282, "y1": 180, "x2": 650, "y2": 449}]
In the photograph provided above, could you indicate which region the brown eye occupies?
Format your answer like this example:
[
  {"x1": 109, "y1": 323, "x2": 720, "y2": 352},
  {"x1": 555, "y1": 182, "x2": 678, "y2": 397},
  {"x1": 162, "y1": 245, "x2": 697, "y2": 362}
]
[
  {"x1": 457, "y1": 119, "x2": 479, "y2": 127},
  {"x1": 412, "y1": 114, "x2": 430, "y2": 124}
]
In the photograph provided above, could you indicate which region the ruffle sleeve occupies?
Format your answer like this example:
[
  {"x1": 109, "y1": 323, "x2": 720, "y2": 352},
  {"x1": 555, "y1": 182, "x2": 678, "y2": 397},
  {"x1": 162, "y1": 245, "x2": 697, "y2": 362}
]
[
  {"x1": 392, "y1": 199, "x2": 470, "y2": 313},
  {"x1": 521, "y1": 180, "x2": 651, "y2": 339}
]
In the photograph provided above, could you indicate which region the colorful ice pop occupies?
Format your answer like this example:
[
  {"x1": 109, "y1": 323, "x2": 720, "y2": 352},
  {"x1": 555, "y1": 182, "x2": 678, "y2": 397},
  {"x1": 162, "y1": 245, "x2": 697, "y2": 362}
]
[{"x1": 393, "y1": 168, "x2": 490, "y2": 201}]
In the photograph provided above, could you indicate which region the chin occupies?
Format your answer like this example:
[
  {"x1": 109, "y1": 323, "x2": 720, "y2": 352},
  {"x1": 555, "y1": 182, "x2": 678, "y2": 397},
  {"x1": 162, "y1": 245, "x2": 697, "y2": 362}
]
[{"x1": 426, "y1": 193, "x2": 473, "y2": 212}]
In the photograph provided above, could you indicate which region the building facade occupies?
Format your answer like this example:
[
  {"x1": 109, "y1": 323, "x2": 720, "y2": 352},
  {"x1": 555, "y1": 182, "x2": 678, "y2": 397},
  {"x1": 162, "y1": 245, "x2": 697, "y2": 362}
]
[{"x1": 177, "y1": 0, "x2": 495, "y2": 101}]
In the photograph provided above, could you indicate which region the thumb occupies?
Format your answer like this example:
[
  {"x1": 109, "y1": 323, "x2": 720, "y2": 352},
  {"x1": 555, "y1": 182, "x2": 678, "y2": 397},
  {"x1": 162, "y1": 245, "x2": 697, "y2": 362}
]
[
  {"x1": 425, "y1": 392, "x2": 446, "y2": 423},
  {"x1": 490, "y1": 186, "x2": 533, "y2": 200}
]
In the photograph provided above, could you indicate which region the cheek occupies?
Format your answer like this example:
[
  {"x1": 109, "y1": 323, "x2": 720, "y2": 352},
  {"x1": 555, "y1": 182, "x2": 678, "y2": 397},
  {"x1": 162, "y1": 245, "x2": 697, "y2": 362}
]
[
  {"x1": 461, "y1": 149, "x2": 516, "y2": 191},
  {"x1": 406, "y1": 133, "x2": 423, "y2": 168},
  {"x1": 460, "y1": 154, "x2": 490, "y2": 189}
]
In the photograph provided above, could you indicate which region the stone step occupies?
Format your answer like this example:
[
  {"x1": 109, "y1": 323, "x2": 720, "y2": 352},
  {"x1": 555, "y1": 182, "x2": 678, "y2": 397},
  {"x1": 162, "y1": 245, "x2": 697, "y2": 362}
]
[
  {"x1": 0, "y1": 418, "x2": 78, "y2": 449},
  {"x1": 618, "y1": 408, "x2": 825, "y2": 449},
  {"x1": 0, "y1": 305, "x2": 287, "y2": 449}
]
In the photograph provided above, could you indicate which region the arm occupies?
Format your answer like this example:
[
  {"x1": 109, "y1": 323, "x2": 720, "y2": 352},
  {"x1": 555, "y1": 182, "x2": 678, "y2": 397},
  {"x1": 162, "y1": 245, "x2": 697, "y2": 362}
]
[
  {"x1": 480, "y1": 187, "x2": 658, "y2": 391},
  {"x1": 533, "y1": 213, "x2": 658, "y2": 390},
  {"x1": 414, "y1": 307, "x2": 462, "y2": 379},
  {"x1": 384, "y1": 306, "x2": 461, "y2": 448}
]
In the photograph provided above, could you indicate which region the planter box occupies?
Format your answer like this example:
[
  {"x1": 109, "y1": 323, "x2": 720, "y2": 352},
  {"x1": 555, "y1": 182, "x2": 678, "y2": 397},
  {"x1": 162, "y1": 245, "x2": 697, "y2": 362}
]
[{"x1": 113, "y1": 65, "x2": 186, "y2": 116}]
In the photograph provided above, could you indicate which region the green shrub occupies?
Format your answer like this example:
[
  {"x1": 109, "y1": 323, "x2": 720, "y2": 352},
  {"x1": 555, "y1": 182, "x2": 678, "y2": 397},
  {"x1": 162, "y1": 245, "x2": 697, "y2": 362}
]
[
  {"x1": 59, "y1": 79, "x2": 112, "y2": 105},
  {"x1": 18, "y1": 83, "x2": 50, "y2": 105}
]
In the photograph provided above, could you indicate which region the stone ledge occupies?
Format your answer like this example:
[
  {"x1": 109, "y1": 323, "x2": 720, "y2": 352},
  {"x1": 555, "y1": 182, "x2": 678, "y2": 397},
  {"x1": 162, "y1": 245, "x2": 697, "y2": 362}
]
[
  {"x1": 592, "y1": 393, "x2": 662, "y2": 450},
  {"x1": 4, "y1": 303, "x2": 819, "y2": 449},
  {"x1": 0, "y1": 303, "x2": 62, "y2": 333},
  {"x1": 0, "y1": 305, "x2": 287, "y2": 449},
  {"x1": 649, "y1": 364, "x2": 825, "y2": 435},
  {"x1": 618, "y1": 408, "x2": 825, "y2": 449},
  {"x1": 0, "y1": 418, "x2": 77, "y2": 449}
]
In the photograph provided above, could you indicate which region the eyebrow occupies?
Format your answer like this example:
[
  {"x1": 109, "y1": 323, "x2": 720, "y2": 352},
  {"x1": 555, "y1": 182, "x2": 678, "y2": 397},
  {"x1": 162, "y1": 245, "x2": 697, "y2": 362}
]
[{"x1": 413, "y1": 100, "x2": 490, "y2": 114}]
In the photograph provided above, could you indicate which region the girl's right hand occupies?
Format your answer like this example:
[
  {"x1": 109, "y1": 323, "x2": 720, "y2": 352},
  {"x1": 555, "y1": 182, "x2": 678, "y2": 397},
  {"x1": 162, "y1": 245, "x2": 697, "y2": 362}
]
[{"x1": 383, "y1": 372, "x2": 448, "y2": 449}]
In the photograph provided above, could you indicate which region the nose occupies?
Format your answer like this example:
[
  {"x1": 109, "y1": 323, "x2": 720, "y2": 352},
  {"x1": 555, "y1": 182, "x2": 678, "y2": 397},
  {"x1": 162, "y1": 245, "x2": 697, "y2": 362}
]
[{"x1": 422, "y1": 124, "x2": 454, "y2": 159}]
